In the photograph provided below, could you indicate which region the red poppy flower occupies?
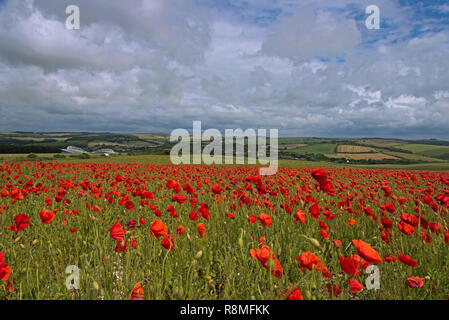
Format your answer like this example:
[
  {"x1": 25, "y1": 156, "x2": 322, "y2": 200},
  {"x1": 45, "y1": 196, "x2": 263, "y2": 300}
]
[
  {"x1": 150, "y1": 219, "x2": 168, "y2": 239},
  {"x1": 8, "y1": 213, "x2": 30, "y2": 232},
  {"x1": 130, "y1": 282, "x2": 144, "y2": 300},
  {"x1": 398, "y1": 221, "x2": 415, "y2": 236},
  {"x1": 295, "y1": 209, "x2": 306, "y2": 224},
  {"x1": 248, "y1": 214, "x2": 257, "y2": 224},
  {"x1": 109, "y1": 221, "x2": 126, "y2": 242},
  {"x1": 352, "y1": 240, "x2": 382, "y2": 264},
  {"x1": 347, "y1": 278, "x2": 364, "y2": 293},
  {"x1": 226, "y1": 212, "x2": 235, "y2": 219},
  {"x1": 197, "y1": 223, "x2": 206, "y2": 238},
  {"x1": 115, "y1": 240, "x2": 128, "y2": 252},
  {"x1": 296, "y1": 252, "x2": 320, "y2": 271},
  {"x1": 333, "y1": 239, "x2": 342, "y2": 248},
  {"x1": 283, "y1": 285, "x2": 303, "y2": 300},
  {"x1": 189, "y1": 210, "x2": 198, "y2": 221},
  {"x1": 384, "y1": 254, "x2": 398, "y2": 262},
  {"x1": 250, "y1": 245, "x2": 283, "y2": 278},
  {"x1": 397, "y1": 253, "x2": 418, "y2": 268},
  {"x1": 405, "y1": 276, "x2": 424, "y2": 288},
  {"x1": 0, "y1": 189, "x2": 9, "y2": 198},
  {"x1": 176, "y1": 225, "x2": 185, "y2": 236},
  {"x1": 257, "y1": 213, "x2": 272, "y2": 227},
  {"x1": 0, "y1": 252, "x2": 12, "y2": 281},
  {"x1": 161, "y1": 234, "x2": 175, "y2": 250},
  {"x1": 340, "y1": 256, "x2": 361, "y2": 275},
  {"x1": 39, "y1": 209, "x2": 56, "y2": 224}
]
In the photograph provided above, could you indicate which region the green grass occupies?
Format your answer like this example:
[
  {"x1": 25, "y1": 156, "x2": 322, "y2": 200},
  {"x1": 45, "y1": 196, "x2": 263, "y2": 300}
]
[
  {"x1": 287, "y1": 143, "x2": 337, "y2": 154},
  {"x1": 382, "y1": 151, "x2": 446, "y2": 163},
  {"x1": 2, "y1": 153, "x2": 449, "y2": 171},
  {"x1": 0, "y1": 162, "x2": 448, "y2": 300},
  {"x1": 396, "y1": 144, "x2": 449, "y2": 161},
  {"x1": 396, "y1": 143, "x2": 449, "y2": 153}
]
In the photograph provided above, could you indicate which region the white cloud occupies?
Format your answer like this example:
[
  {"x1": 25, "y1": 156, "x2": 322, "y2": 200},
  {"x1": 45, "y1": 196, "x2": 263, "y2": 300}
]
[
  {"x1": 0, "y1": 0, "x2": 447, "y2": 139},
  {"x1": 261, "y1": 8, "x2": 362, "y2": 59}
]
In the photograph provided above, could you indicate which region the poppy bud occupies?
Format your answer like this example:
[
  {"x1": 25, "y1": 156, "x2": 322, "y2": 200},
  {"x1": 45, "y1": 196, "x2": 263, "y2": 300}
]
[
  {"x1": 93, "y1": 281, "x2": 99, "y2": 290},
  {"x1": 238, "y1": 236, "x2": 243, "y2": 248},
  {"x1": 238, "y1": 228, "x2": 244, "y2": 247},
  {"x1": 305, "y1": 290, "x2": 312, "y2": 300},
  {"x1": 194, "y1": 251, "x2": 203, "y2": 259},
  {"x1": 32, "y1": 239, "x2": 39, "y2": 246},
  {"x1": 308, "y1": 237, "x2": 321, "y2": 248}
]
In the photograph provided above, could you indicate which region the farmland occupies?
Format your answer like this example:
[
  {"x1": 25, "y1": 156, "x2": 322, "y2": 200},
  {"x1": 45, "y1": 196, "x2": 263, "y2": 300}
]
[
  {"x1": 286, "y1": 143, "x2": 337, "y2": 154},
  {"x1": 396, "y1": 144, "x2": 449, "y2": 161},
  {"x1": 337, "y1": 145, "x2": 376, "y2": 153},
  {"x1": 0, "y1": 157, "x2": 448, "y2": 300},
  {"x1": 2, "y1": 133, "x2": 449, "y2": 167},
  {"x1": 326, "y1": 153, "x2": 399, "y2": 161}
]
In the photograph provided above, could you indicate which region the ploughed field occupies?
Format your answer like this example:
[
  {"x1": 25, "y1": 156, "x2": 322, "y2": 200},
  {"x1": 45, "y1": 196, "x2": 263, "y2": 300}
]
[{"x1": 0, "y1": 160, "x2": 448, "y2": 300}]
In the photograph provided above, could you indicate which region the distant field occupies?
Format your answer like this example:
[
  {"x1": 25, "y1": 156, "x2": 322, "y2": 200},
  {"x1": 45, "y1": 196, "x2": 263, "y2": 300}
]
[
  {"x1": 337, "y1": 145, "x2": 376, "y2": 153},
  {"x1": 277, "y1": 143, "x2": 307, "y2": 150},
  {"x1": 9, "y1": 137, "x2": 47, "y2": 142},
  {"x1": 357, "y1": 139, "x2": 403, "y2": 147},
  {"x1": 382, "y1": 151, "x2": 446, "y2": 163},
  {"x1": 133, "y1": 133, "x2": 168, "y2": 141},
  {"x1": 288, "y1": 143, "x2": 337, "y2": 154},
  {"x1": 41, "y1": 133, "x2": 79, "y2": 137},
  {"x1": 1, "y1": 133, "x2": 449, "y2": 171},
  {"x1": 326, "y1": 153, "x2": 399, "y2": 160},
  {"x1": 2, "y1": 153, "x2": 449, "y2": 171},
  {"x1": 87, "y1": 141, "x2": 127, "y2": 147},
  {"x1": 396, "y1": 144, "x2": 449, "y2": 160},
  {"x1": 396, "y1": 144, "x2": 447, "y2": 153},
  {"x1": 0, "y1": 153, "x2": 115, "y2": 162}
]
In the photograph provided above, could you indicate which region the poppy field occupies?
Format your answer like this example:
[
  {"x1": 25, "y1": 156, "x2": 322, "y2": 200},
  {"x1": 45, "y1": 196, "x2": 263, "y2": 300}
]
[{"x1": 0, "y1": 160, "x2": 448, "y2": 300}]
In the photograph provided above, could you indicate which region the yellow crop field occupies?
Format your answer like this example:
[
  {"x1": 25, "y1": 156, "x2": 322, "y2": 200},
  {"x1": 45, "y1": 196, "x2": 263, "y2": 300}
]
[
  {"x1": 327, "y1": 153, "x2": 399, "y2": 160},
  {"x1": 337, "y1": 145, "x2": 376, "y2": 153}
]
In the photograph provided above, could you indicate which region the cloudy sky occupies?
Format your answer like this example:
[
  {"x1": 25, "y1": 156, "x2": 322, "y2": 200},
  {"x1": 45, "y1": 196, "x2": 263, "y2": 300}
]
[{"x1": 0, "y1": 0, "x2": 448, "y2": 139}]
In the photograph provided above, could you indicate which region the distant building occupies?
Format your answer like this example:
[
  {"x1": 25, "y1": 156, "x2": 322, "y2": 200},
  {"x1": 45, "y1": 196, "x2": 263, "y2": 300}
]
[
  {"x1": 61, "y1": 146, "x2": 89, "y2": 154},
  {"x1": 93, "y1": 148, "x2": 116, "y2": 154}
]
